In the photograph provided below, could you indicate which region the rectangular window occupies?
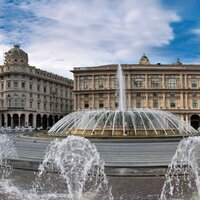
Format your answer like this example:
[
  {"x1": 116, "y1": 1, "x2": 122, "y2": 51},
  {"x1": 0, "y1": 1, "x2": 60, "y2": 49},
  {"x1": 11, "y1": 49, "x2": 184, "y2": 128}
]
[
  {"x1": 153, "y1": 99, "x2": 158, "y2": 108},
  {"x1": 1, "y1": 83, "x2": 4, "y2": 90},
  {"x1": 30, "y1": 83, "x2": 32, "y2": 90},
  {"x1": 192, "y1": 99, "x2": 198, "y2": 108},
  {"x1": 191, "y1": 80, "x2": 197, "y2": 88},
  {"x1": 83, "y1": 81, "x2": 88, "y2": 89},
  {"x1": 44, "y1": 86, "x2": 46, "y2": 93},
  {"x1": 30, "y1": 101, "x2": 32, "y2": 108},
  {"x1": 14, "y1": 99, "x2": 18, "y2": 107},
  {"x1": 44, "y1": 103, "x2": 46, "y2": 110},
  {"x1": 151, "y1": 80, "x2": 160, "y2": 88},
  {"x1": 8, "y1": 99, "x2": 11, "y2": 107},
  {"x1": 30, "y1": 93, "x2": 32, "y2": 98},
  {"x1": 37, "y1": 85, "x2": 40, "y2": 91},
  {"x1": 136, "y1": 99, "x2": 141, "y2": 108},
  {"x1": 14, "y1": 81, "x2": 18, "y2": 88},
  {"x1": 133, "y1": 80, "x2": 142, "y2": 88},
  {"x1": 22, "y1": 82, "x2": 25, "y2": 88},
  {"x1": 21, "y1": 99, "x2": 25, "y2": 107},
  {"x1": 167, "y1": 80, "x2": 176, "y2": 88},
  {"x1": 7, "y1": 82, "x2": 10, "y2": 88},
  {"x1": 84, "y1": 100, "x2": 89, "y2": 108},
  {"x1": 38, "y1": 102, "x2": 40, "y2": 109},
  {"x1": 99, "y1": 100, "x2": 104, "y2": 108},
  {"x1": 136, "y1": 93, "x2": 141, "y2": 97},
  {"x1": 170, "y1": 99, "x2": 176, "y2": 108},
  {"x1": 99, "y1": 80, "x2": 104, "y2": 89}
]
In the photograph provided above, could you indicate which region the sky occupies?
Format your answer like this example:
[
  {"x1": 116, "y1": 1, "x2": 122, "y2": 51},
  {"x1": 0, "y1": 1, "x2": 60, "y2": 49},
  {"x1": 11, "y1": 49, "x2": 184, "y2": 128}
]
[{"x1": 0, "y1": 0, "x2": 200, "y2": 79}]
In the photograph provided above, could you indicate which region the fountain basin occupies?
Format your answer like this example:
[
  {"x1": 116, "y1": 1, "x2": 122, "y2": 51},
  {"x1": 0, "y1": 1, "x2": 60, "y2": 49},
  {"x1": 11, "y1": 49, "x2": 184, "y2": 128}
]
[{"x1": 48, "y1": 109, "x2": 197, "y2": 137}]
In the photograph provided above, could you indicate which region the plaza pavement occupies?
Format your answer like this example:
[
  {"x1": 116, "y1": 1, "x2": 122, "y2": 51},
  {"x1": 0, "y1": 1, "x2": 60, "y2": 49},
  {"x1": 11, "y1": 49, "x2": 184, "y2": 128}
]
[{"x1": 7, "y1": 133, "x2": 180, "y2": 169}]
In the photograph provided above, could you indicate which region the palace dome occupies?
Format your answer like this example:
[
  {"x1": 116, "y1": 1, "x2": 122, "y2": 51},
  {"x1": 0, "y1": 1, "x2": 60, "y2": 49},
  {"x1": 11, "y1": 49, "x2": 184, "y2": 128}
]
[
  {"x1": 4, "y1": 44, "x2": 28, "y2": 65},
  {"x1": 139, "y1": 54, "x2": 150, "y2": 65}
]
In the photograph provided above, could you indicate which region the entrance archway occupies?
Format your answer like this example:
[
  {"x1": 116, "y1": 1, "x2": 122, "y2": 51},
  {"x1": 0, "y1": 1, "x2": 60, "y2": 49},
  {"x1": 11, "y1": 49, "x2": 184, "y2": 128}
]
[
  {"x1": 191, "y1": 114, "x2": 200, "y2": 130},
  {"x1": 54, "y1": 115, "x2": 58, "y2": 123},
  {"x1": 36, "y1": 114, "x2": 41, "y2": 128},
  {"x1": 29, "y1": 114, "x2": 33, "y2": 127},
  {"x1": 7, "y1": 114, "x2": 11, "y2": 127},
  {"x1": 1, "y1": 114, "x2": 4, "y2": 127},
  {"x1": 42, "y1": 115, "x2": 47, "y2": 129},
  {"x1": 49, "y1": 115, "x2": 53, "y2": 127},
  {"x1": 20, "y1": 114, "x2": 25, "y2": 127},
  {"x1": 13, "y1": 114, "x2": 19, "y2": 127}
]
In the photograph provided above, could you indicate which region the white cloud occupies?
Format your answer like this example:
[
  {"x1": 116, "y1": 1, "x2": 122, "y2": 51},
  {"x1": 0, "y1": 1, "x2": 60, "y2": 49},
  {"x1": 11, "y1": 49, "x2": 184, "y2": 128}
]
[
  {"x1": 191, "y1": 28, "x2": 200, "y2": 36},
  {"x1": 1, "y1": 0, "x2": 180, "y2": 79}
]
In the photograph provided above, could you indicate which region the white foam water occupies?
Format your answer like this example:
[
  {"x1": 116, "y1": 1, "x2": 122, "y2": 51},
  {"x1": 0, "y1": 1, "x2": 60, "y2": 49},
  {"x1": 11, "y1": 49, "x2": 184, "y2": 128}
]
[
  {"x1": 160, "y1": 136, "x2": 200, "y2": 200},
  {"x1": 0, "y1": 135, "x2": 113, "y2": 200}
]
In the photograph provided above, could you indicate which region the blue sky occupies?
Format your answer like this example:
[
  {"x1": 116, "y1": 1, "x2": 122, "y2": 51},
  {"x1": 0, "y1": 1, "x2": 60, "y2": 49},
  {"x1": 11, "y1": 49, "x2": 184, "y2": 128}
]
[{"x1": 0, "y1": 0, "x2": 200, "y2": 78}]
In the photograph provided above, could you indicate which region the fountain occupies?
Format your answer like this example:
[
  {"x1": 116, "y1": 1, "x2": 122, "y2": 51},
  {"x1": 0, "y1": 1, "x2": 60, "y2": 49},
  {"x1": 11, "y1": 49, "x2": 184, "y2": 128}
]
[
  {"x1": 0, "y1": 134, "x2": 17, "y2": 178},
  {"x1": 48, "y1": 64, "x2": 197, "y2": 137},
  {"x1": 0, "y1": 64, "x2": 198, "y2": 200},
  {"x1": 0, "y1": 135, "x2": 113, "y2": 200},
  {"x1": 37, "y1": 135, "x2": 112, "y2": 200},
  {"x1": 160, "y1": 136, "x2": 200, "y2": 200}
]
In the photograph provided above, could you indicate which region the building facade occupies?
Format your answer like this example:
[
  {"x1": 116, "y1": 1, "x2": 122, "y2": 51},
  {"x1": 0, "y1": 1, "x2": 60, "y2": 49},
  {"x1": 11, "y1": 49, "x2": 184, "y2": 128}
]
[
  {"x1": 0, "y1": 45, "x2": 73, "y2": 129},
  {"x1": 72, "y1": 55, "x2": 200, "y2": 130}
]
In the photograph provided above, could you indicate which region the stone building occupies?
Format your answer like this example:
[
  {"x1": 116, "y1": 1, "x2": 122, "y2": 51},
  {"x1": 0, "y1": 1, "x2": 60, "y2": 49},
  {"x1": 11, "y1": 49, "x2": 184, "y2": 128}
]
[
  {"x1": 0, "y1": 45, "x2": 73, "y2": 129},
  {"x1": 72, "y1": 54, "x2": 200, "y2": 130}
]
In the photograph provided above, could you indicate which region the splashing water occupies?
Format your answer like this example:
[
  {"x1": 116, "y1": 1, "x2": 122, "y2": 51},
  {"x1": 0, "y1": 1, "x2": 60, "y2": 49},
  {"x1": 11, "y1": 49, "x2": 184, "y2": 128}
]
[
  {"x1": 0, "y1": 134, "x2": 17, "y2": 178},
  {"x1": 38, "y1": 135, "x2": 113, "y2": 200},
  {"x1": 160, "y1": 136, "x2": 200, "y2": 200},
  {"x1": 0, "y1": 136, "x2": 113, "y2": 200},
  {"x1": 48, "y1": 109, "x2": 197, "y2": 137},
  {"x1": 117, "y1": 64, "x2": 126, "y2": 111}
]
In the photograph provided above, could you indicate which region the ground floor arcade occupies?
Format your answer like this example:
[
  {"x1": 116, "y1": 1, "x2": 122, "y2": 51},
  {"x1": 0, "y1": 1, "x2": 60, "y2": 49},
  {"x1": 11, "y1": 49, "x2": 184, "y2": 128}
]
[{"x1": 0, "y1": 112, "x2": 64, "y2": 130}]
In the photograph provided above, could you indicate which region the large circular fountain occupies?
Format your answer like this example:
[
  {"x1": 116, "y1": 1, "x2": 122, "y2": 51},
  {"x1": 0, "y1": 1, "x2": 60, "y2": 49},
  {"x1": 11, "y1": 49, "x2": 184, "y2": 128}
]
[
  {"x1": 48, "y1": 64, "x2": 197, "y2": 137},
  {"x1": 48, "y1": 108, "x2": 197, "y2": 137}
]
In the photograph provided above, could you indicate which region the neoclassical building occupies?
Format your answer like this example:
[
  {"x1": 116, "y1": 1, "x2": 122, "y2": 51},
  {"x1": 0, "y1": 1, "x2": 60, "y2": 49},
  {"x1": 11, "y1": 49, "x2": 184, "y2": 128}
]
[
  {"x1": 0, "y1": 45, "x2": 73, "y2": 129},
  {"x1": 72, "y1": 55, "x2": 200, "y2": 130}
]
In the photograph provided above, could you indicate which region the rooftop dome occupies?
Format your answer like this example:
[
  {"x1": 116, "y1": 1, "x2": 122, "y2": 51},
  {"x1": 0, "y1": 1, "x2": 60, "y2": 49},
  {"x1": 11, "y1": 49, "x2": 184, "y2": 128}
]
[
  {"x1": 139, "y1": 54, "x2": 150, "y2": 65},
  {"x1": 175, "y1": 58, "x2": 182, "y2": 65},
  {"x1": 4, "y1": 44, "x2": 28, "y2": 65}
]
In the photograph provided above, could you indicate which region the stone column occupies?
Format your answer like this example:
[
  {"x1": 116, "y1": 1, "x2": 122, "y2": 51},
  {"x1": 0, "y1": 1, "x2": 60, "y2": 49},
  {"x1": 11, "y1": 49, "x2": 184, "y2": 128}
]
[
  {"x1": 162, "y1": 74, "x2": 165, "y2": 88},
  {"x1": 107, "y1": 75, "x2": 110, "y2": 89},
  {"x1": 107, "y1": 93, "x2": 110, "y2": 109},
  {"x1": 11, "y1": 115, "x2": 13, "y2": 128},
  {"x1": 185, "y1": 92, "x2": 188, "y2": 109},
  {"x1": 77, "y1": 76, "x2": 80, "y2": 90},
  {"x1": 91, "y1": 94, "x2": 95, "y2": 109},
  {"x1": 144, "y1": 74, "x2": 148, "y2": 89},
  {"x1": 145, "y1": 93, "x2": 148, "y2": 108},
  {"x1": 4, "y1": 113, "x2": 7, "y2": 127},
  {"x1": 92, "y1": 75, "x2": 95, "y2": 90},
  {"x1": 128, "y1": 93, "x2": 131, "y2": 108},
  {"x1": 33, "y1": 114, "x2": 36, "y2": 129},
  {"x1": 180, "y1": 92, "x2": 184, "y2": 109},
  {"x1": 184, "y1": 74, "x2": 187, "y2": 89},
  {"x1": 185, "y1": 114, "x2": 189, "y2": 124},
  {"x1": 162, "y1": 93, "x2": 166, "y2": 108},
  {"x1": 77, "y1": 95, "x2": 80, "y2": 110},
  {"x1": 127, "y1": 74, "x2": 131, "y2": 89},
  {"x1": 25, "y1": 114, "x2": 29, "y2": 127},
  {"x1": 180, "y1": 74, "x2": 183, "y2": 88}
]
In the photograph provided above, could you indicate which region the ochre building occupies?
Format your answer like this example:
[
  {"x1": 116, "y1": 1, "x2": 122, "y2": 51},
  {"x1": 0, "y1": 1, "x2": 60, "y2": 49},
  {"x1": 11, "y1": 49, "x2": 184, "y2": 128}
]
[
  {"x1": 72, "y1": 55, "x2": 200, "y2": 130},
  {"x1": 0, "y1": 45, "x2": 73, "y2": 129}
]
